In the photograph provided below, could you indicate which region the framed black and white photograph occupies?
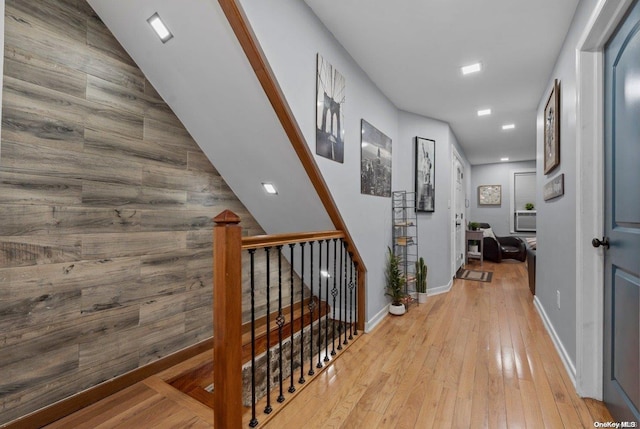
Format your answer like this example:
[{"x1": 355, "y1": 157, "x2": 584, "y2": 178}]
[
  {"x1": 316, "y1": 53, "x2": 345, "y2": 163},
  {"x1": 415, "y1": 137, "x2": 435, "y2": 212},
  {"x1": 544, "y1": 79, "x2": 561, "y2": 174},
  {"x1": 360, "y1": 119, "x2": 391, "y2": 197},
  {"x1": 478, "y1": 185, "x2": 502, "y2": 205}
]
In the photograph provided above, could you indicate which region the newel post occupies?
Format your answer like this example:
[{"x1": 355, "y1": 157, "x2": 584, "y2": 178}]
[{"x1": 213, "y1": 210, "x2": 242, "y2": 428}]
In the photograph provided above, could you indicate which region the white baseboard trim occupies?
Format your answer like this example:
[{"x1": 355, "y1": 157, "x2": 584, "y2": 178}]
[
  {"x1": 365, "y1": 279, "x2": 453, "y2": 333},
  {"x1": 427, "y1": 278, "x2": 453, "y2": 296},
  {"x1": 365, "y1": 304, "x2": 389, "y2": 333},
  {"x1": 533, "y1": 296, "x2": 577, "y2": 388}
]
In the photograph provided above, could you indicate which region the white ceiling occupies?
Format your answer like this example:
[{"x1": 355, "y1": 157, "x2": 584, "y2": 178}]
[{"x1": 303, "y1": 0, "x2": 580, "y2": 165}]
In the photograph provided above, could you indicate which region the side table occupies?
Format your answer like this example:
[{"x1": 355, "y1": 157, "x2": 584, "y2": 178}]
[{"x1": 465, "y1": 230, "x2": 484, "y2": 265}]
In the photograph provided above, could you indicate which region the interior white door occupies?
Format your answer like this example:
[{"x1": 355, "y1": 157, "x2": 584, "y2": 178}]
[{"x1": 453, "y1": 153, "x2": 465, "y2": 272}]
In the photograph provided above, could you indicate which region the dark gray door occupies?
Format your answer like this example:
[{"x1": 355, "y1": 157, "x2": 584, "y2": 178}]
[{"x1": 603, "y1": 0, "x2": 640, "y2": 421}]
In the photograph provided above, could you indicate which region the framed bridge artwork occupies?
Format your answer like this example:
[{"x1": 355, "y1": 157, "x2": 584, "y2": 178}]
[{"x1": 316, "y1": 53, "x2": 345, "y2": 163}]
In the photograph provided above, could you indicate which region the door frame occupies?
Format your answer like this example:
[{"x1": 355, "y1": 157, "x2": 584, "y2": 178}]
[
  {"x1": 450, "y1": 145, "x2": 465, "y2": 277},
  {"x1": 575, "y1": 0, "x2": 636, "y2": 399}
]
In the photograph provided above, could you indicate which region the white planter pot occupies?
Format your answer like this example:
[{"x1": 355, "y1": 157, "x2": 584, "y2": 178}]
[
  {"x1": 418, "y1": 292, "x2": 428, "y2": 304},
  {"x1": 388, "y1": 303, "x2": 406, "y2": 316},
  {"x1": 469, "y1": 245, "x2": 479, "y2": 253}
]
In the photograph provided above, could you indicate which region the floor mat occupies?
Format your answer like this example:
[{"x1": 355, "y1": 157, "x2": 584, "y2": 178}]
[{"x1": 456, "y1": 268, "x2": 493, "y2": 282}]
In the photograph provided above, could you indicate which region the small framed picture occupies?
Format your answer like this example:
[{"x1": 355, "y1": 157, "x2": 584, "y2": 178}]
[
  {"x1": 543, "y1": 174, "x2": 565, "y2": 201},
  {"x1": 544, "y1": 79, "x2": 561, "y2": 174},
  {"x1": 478, "y1": 185, "x2": 501, "y2": 206}
]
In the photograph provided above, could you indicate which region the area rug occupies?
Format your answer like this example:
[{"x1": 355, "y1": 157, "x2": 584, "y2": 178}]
[{"x1": 456, "y1": 268, "x2": 493, "y2": 282}]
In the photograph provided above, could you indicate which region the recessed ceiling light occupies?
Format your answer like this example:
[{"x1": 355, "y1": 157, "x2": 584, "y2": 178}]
[
  {"x1": 262, "y1": 183, "x2": 277, "y2": 195},
  {"x1": 502, "y1": 124, "x2": 515, "y2": 130},
  {"x1": 147, "y1": 13, "x2": 173, "y2": 43},
  {"x1": 500, "y1": 157, "x2": 509, "y2": 161},
  {"x1": 321, "y1": 270, "x2": 331, "y2": 278},
  {"x1": 461, "y1": 62, "x2": 482, "y2": 75},
  {"x1": 477, "y1": 109, "x2": 491, "y2": 116}
]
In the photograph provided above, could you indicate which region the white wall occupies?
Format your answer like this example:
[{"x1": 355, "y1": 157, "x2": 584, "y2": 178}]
[
  {"x1": 470, "y1": 160, "x2": 536, "y2": 236},
  {"x1": 535, "y1": 0, "x2": 600, "y2": 371},
  {"x1": 397, "y1": 111, "x2": 470, "y2": 290},
  {"x1": 239, "y1": 0, "x2": 397, "y2": 325},
  {"x1": 239, "y1": 0, "x2": 471, "y2": 322}
]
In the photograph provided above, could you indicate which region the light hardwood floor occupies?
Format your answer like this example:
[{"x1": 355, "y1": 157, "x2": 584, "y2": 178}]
[{"x1": 45, "y1": 260, "x2": 612, "y2": 428}]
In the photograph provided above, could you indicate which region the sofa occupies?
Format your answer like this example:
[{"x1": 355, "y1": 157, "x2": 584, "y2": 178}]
[
  {"x1": 476, "y1": 223, "x2": 527, "y2": 263},
  {"x1": 527, "y1": 246, "x2": 536, "y2": 295}
]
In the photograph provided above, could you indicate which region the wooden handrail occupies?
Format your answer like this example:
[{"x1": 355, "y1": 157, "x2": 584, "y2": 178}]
[
  {"x1": 242, "y1": 230, "x2": 344, "y2": 249},
  {"x1": 218, "y1": 0, "x2": 366, "y2": 330}
]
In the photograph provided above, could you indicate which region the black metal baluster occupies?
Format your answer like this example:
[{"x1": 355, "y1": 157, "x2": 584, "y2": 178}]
[
  {"x1": 343, "y1": 241, "x2": 348, "y2": 346},
  {"x1": 353, "y1": 263, "x2": 358, "y2": 336},
  {"x1": 348, "y1": 253, "x2": 354, "y2": 340},
  {"x1": 324, "y1": 239, "x2": 330, "y2": 362},
  {"x1": 248, "y1": 249, "x2": 258, "y2": 428},
  {"x1": 308, "y1": 241, "x2": 316, "y2": 376},
  {"x1": 299, "y1": 243, "x2": 306, "y2": 384},
  {"x1": 264, "y1": 247, "x2": 272, "y2": 414},
  {"x1": 317, "y1": 241, "x2": 324, "y2": 369},
  {"x1": 337, "y1": 240, "x2": 343, "y2": 351},
  {"x1": 331, "y1": 239, "x2": 338, "y2": 356},
  {"x1": 288, "y1": 244, "x2": 296, "y2": 393},
  {"x1": 276, "y1": 246, "x2": 285, "y2": 403}
]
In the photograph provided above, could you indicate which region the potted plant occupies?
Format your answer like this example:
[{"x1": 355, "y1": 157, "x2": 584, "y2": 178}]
[
  {"x1": 415, "y1": 257, "x2": 428, "y2": 304},
  {"x1": 385, "y1": 247, "x2": 407, "y2": 315},
  {"x1": 468, "y1": 221, "x2": 479, "y2": 231},
  {"x1": 525, "y1": 202, "x2": 535, "y2": 210}
]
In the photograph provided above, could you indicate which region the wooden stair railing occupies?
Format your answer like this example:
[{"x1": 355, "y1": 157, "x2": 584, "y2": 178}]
[
  {"x1": 217, "y1": 0, "x2": 366, "y2": 332},
  {"x1": 167, "y1": 297, "x2": 329, "y2": 410},
  {"x1": 214, "y1": 210, "x2": 361, "y2": 428}
]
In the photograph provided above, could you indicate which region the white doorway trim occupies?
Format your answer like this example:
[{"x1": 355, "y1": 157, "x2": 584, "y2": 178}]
[
  {"x1": 450, "y1": 145, "x2": 465, "y2": 277},
  {"x1": 575, "y1": 0, "x2": 635, "y2": 400}
]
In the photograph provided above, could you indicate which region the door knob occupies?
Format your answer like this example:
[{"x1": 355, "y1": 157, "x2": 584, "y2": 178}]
[
  {"x1": 455, "y1": 222, "x2": 461, "y2": 227},
  {"x1": 591, "y1": 237, "x2": 610, "y2": 249}
]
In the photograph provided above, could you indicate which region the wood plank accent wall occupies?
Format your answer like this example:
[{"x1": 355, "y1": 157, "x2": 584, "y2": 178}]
[{"x1": 0, "y1": 0, "x2": 264, "y2": 424}]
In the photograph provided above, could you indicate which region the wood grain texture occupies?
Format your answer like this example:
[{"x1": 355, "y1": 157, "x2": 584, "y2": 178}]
[
  {"x1": 0, "y1": 0, "x2": 264, "y2": 425},
  {"x1": 213, "y1": 214, "x2": 243, "y2": 429},
  {"x1": 257, "y1": 261, "x2": 613, "y2": 428},
  {"x1": 4, "y1": 339, "x2": 213, "y2": 429},
  {"x1": 35, "y1": 262, "x2": 613, "y2": 428}
]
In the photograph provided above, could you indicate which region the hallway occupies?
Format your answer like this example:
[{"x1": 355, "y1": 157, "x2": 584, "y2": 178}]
[
  {"x1": 261, "y1": 260, "x2": 612, "y2": 427},
  {"x1": 45, "y1": 261, "x2": 612, "y2": 428}
]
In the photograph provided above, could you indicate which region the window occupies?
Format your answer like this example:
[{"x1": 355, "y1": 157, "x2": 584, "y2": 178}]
[{"x1": 510, "y1": 169, "x2": 536, "y2": 233}]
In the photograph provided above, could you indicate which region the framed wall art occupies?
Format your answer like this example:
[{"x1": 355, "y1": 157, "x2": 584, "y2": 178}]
[
  {"x1": 543, "y1": 174, "x2": 565, "y2": 201},
  {"x1": 544, "y1": 79, "x2": 561, "y2": 174},
  {"x1": 316, "y1": 53, "x2": 345, "y2": 163},
  {"x1": 360, "y1": 119, "x2": 392, "y2": 197},
  {"x1": 478, "y1": 185, "x2": 502, "y2": 206},
  {"x1": 415, "y1": 137, "x2": 435, "y2": 212}
]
